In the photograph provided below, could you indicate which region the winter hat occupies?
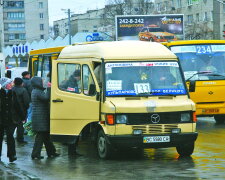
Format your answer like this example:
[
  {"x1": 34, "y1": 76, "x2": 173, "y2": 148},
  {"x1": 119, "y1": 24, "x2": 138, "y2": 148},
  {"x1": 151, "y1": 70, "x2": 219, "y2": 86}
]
[
  {"x1": 0, "y1": 77, "x2": 13, "y2": 89},
  {"x1": 14, "y1": 77, "x2": 23, "y2": 86},
  {"x1": 73, "y1": 70, "x2": 81, "y2": 77}
]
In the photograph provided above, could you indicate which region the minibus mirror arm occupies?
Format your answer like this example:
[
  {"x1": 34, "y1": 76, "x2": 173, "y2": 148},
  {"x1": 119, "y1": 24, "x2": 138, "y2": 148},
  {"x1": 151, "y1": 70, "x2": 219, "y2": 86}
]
[
  {"x1": 188, "y1": 80, "x2": 196, "y2": 92},
  {"x1": 96, "y1": 92, "x2": 100, "y2": 101}
]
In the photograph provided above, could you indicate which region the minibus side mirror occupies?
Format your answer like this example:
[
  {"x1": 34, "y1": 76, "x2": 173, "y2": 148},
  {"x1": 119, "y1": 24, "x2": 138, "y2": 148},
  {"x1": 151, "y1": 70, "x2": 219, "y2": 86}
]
[
  {"x1": 89, "y1": 84, "x2": 96, "y2": 96},
  {"x1": 189, "y1": 80, "x2": 196, "y2": 92}
]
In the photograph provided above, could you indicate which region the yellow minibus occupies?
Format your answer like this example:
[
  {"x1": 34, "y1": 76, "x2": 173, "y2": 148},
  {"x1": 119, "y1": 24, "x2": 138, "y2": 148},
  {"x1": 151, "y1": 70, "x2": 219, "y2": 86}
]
[
  {"x1": 164, "y1": 40, "x2": 225, "y2": 124},
  {"x1": 29, "y1": 41, "x2": 197, "y2": 159}
]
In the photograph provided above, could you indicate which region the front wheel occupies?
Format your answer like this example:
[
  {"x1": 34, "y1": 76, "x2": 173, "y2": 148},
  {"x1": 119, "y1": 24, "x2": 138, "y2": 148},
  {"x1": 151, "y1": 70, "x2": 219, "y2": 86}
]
[
  {"x1": 97, "y1": 130, "x2": 112, "y2": 159},
  {"x1": 176, "y1": 142, "x2": 195, "y2": 157},
  {"x1": 214, "y1": 115, "x2": 225, "y2": 124}
]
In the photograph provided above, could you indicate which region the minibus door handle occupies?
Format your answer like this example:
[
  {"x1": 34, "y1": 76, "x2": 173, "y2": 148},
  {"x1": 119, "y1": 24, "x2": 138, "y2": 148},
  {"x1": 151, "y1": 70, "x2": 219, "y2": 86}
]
[{"x1": 52, "y1": 99, "x2": 63, "y2": 103}]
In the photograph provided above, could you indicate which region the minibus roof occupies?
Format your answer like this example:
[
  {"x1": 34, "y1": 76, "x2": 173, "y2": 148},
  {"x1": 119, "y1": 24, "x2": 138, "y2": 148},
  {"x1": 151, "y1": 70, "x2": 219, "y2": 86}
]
[
  {"x1": 30, "y1": 46, "x2": 65, "y2": 56},
  {"x1": 164, "y1": 40, "x2": 225, "y2": 47},
  {"x1": 58, "y1": 41, "x2": 177, "y2": 61}
]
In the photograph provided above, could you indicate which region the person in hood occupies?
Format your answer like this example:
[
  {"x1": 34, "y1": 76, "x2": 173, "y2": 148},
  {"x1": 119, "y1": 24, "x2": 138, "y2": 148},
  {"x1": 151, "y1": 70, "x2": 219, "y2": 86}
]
[
  {"x1": 0, "y1": 78, "x2": 17, "y2": 162},
  {"x1": 12, "y1": 77, "x2": 30, "y2": 143},
  {"x1": 30, "y1": 76, "x2": 59, "y2": 159}
]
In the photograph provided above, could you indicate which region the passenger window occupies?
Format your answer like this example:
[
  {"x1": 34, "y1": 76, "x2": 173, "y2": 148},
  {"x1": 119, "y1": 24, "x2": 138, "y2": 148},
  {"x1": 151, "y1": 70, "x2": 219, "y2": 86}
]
[
  {"x1": 37, "y1": 56, "x2": 43, "y2": 76},
  {"x1": 58, "y1": 63, "x2": 81, "y2": 93},
  {"x1": 42, "y1": 56, "x2": 51, "y2": 88},
  {"x1": 33, "y1": 60, "x2": 39, "y2": 76},
  {"x1": 83, "y1": 64, "x2": 96, "y2": 96}
]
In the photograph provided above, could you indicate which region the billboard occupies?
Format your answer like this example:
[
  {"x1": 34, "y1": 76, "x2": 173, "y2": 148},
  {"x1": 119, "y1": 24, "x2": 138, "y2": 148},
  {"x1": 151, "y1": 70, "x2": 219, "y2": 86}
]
[{"x1": 115, "y1": 14, "x2": 184, "y2": 42}]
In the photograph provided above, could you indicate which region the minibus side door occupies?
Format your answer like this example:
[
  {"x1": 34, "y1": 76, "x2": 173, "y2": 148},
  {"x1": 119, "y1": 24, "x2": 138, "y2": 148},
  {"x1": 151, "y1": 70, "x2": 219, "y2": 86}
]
[{"x1": 50, "y1": 60, "x2": 100, "y2": 136}]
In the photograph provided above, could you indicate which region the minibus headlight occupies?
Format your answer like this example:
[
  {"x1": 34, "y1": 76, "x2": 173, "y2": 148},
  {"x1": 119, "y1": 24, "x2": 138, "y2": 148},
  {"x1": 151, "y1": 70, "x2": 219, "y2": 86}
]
[
  {"x1": 181, "y1": 113, "x2": 191, "y2": 122},
  {"x1": 116, "y1": 115, "x2": 128, "y2": 124}
]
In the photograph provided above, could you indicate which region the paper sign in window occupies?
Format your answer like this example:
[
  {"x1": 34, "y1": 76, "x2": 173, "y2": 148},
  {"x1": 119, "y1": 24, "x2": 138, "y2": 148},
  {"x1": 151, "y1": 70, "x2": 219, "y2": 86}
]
[{"x1": 107, "y1": 80, "x2": 122, "y2": 91}]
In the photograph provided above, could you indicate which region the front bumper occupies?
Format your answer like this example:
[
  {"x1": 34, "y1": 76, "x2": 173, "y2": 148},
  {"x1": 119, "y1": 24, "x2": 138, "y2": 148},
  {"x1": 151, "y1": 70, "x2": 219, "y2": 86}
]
[{"x1": 107, "y1": 132, "x2": 198, "y2": 149}]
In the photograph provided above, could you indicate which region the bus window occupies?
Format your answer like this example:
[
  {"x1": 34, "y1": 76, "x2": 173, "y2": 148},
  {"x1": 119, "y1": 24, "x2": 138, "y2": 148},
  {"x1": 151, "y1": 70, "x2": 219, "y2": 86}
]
[
  {"x1": 58, "y1": 63, "x2": 81, "y2": 93},
  {"x1": 42, "y1": 56, "x2": 51, "y2": 88},
  {"x1": 37, "y1": 56, "x2": 43, "y2": 77},
  {"x1": 33, "y1": 60, "x2": 39, "y2": 76}
]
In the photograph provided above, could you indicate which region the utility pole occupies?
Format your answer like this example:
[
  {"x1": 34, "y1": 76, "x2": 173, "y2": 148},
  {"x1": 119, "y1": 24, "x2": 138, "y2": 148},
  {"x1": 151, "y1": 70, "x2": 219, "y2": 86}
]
[{"x1": 62, "y1": 9, "x2": 72, "y2": 45}]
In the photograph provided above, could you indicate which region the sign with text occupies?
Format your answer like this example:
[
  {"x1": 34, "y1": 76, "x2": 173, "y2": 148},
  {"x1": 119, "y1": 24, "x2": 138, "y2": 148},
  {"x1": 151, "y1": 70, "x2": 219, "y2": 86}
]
[{"x1": 115, "y1": 14, "x2": 184, "y2": 42}]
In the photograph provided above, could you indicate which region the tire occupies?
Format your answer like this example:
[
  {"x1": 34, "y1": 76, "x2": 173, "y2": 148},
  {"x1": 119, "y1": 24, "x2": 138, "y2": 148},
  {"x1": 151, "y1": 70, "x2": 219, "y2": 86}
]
[
  {"x1": 176, "y1": 142, "x2": 195, "y2": 157},
  {"x1": 97, "y1": 130, "x2": 112, "y2": 159},
  {"x1": 214, "y1": 115, "x2": 225, "y2": 124}
]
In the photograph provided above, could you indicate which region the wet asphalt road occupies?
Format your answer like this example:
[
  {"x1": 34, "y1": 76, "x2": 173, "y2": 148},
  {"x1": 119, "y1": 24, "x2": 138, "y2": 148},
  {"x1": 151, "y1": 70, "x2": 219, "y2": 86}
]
[{"x1": 0, "y1": 117, "x2": 225, "y2": 180}]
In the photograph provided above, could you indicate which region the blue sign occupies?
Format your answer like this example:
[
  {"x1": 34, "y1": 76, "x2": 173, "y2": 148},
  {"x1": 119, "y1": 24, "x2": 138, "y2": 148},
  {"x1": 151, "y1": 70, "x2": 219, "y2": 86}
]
[
  {"x1": 196, "y1": 45, "x2": 212, "y2": 54},
  {"x1": 86, "y1": 33, "x2": 104, "y2": 42},
  {"x1": 12, "y1": 45, "x2": 29, "y2": 54},
  {"x1": 106, "y1": 89, "x2": 186, "y2": 96}
]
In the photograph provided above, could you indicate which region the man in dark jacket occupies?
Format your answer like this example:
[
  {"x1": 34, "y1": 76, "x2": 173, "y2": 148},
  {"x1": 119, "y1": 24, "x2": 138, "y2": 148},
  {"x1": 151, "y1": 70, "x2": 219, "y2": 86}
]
[
  {"x1": 59, "y1": 70, "x2": 81, "y2": 93},
  {"x1": 21, "y1": 71, "x2": 32, "y2": 96},
  {"x1": 30, "y1": 76, "x2": 59, "y2": 159},
  {"x1": 12, "y1": 77, "x2": 30, "y2": 143},
  {"x1": 22, "y1": 71, "x2": 33, "y2": 126},
  {"x1": 0, "y1": 78, "x2": 17, "y2": 162}
]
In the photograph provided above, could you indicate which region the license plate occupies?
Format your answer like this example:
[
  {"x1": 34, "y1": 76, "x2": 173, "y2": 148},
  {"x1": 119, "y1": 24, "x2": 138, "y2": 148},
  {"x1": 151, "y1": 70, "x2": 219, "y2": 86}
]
[
  {"x1": 143, "y1": 136, "x2": 170, "y2": 143},
  {"x1": 202, "y1": 108, "x2": 219, "y2": 113}
]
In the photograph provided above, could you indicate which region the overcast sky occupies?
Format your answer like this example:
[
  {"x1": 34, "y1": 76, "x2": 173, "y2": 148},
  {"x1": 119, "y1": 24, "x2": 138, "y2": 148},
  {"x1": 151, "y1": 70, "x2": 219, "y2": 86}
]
[{"x1": 48, "y1": 0, "x2": 106, "y2": 25}]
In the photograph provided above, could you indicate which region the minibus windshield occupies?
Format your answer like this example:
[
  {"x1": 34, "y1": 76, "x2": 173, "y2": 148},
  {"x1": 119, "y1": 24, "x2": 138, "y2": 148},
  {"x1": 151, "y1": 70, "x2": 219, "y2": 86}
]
[
  {"x1": 171, "y1": 44, "x2": 225, "y2": 81},
  {"x1": 105, "y1": 61, "x2": 186, "y2": 97}
]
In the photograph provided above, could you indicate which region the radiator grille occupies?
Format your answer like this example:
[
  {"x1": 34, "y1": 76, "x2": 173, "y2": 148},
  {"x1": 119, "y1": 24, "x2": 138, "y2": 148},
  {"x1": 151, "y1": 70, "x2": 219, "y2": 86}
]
[{"x1": 132, "y1": 124, "x2": 178, "y2": 134}]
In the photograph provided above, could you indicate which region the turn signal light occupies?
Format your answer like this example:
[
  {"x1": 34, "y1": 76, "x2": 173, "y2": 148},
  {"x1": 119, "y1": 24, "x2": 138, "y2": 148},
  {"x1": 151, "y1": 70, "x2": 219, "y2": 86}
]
[
  {"x1": 193, "y1": 112, "x2": 197, "y2": 122},
  {"x1": 106, "y1": 114, "x2": 115, "y2": 125}
]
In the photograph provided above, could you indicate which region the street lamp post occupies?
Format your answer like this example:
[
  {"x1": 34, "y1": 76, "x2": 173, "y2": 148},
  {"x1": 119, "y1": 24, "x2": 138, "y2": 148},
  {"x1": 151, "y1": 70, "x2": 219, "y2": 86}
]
[{"x1": 62, "y1": 9, "x2": 72, "y2": 45}]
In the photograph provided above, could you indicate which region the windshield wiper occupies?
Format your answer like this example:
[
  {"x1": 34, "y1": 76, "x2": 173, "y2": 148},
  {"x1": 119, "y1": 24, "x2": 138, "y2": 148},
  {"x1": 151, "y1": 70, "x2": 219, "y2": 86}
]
[
  {"x1": 186, "y1": 71, "x2": 212, "y2": 81},
  {"x1": 206, "y1": 73, "x2": 225, "y2": 77},
  {"x1": 161, "y1": 94, "x2": 177, "y2": 97},
  {"x1": 109, "y1": 94, "x2": 137, "y2": 97},
  {"x1": 136, "y1": 92, "x2": 153, "y2": 97}
]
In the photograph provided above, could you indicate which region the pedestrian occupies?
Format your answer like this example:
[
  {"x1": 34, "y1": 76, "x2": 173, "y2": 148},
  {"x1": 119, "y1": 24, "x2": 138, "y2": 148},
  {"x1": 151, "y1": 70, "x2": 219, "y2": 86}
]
[
  {"x1": 21, "y1": 71, "x2": 32, "y2": 96},
  {"x1": 0, "y1": 78, "x2": 17, "y2": 162},
  {"x1": 12, "y1": 77, "x2": 30, "y2": 143},
  {"x1": 30, "y1": 76, "x2": 59, "y2": 159},
  {"x1": 21, "y1": 71, "x2": 33, "y2": 130}
]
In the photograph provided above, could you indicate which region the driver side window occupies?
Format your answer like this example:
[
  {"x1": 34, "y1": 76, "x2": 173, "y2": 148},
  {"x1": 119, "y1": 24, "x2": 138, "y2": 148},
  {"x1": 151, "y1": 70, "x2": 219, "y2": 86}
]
[{"x1": 83, "y1": 65, "x2": 96, "y2": 96}]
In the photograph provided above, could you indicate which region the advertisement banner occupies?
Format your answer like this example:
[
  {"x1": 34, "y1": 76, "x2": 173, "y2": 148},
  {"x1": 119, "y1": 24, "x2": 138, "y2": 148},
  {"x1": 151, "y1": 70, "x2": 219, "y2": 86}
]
[{"x1": 115, "y1": 14, "x2": 184, "y2": 42}]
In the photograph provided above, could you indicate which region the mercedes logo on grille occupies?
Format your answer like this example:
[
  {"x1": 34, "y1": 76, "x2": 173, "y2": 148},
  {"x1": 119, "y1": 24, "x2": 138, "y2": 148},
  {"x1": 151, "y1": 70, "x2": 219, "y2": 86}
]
[
  {"x1": 151, "y1": 114, "x2": 160, "y2": 124},
  {"x1": 208, "y1": 91, "x2": 213, "y2": 95}
]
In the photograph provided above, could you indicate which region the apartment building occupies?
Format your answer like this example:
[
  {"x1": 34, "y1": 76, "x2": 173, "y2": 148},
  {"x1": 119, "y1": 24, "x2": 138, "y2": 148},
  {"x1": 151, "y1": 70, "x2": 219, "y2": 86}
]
[
  {"x1": 154, "y1": 0, "x2": 225, "y2": 40},
  {"x1": 53, "y1": 0, "x2": 155, "y2": 39},
  {"x1": 53, "y1": 9, "x2": 105, "y2": 38},
  {"x1": 1, "y1": 0, "x2": 49, "y2": 47}
]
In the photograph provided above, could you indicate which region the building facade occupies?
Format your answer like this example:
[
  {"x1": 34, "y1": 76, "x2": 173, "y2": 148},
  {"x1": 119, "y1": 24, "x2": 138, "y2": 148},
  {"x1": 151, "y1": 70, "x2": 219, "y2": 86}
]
[
  {"x1": 53, "y1": 9, "x2": 106, "y2": 38},
  {"x1": 154, "y1": 0, "x2": 225, "y2": 40},
  {"x1": 53, "y1": 0, "x2": 225, "y2": 41},
  {"x1": 1, "y1": 0, "x2": 49, "y2": 48}
]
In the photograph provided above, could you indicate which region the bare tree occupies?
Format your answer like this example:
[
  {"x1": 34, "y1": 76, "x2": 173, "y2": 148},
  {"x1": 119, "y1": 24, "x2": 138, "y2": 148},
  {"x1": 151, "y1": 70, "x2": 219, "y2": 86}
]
[{"x1": 101, "y1": 0, "x2": 154, "y2": 27}]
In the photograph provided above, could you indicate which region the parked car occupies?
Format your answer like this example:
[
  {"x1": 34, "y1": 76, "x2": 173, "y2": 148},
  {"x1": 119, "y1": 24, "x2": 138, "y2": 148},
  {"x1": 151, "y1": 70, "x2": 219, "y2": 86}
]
[
  {"x1": 138, "y1": 24, "x2": 177, "y2": 42},
  {"x1": 5, "y1": 67, "x2": 27, "y2": 79}
]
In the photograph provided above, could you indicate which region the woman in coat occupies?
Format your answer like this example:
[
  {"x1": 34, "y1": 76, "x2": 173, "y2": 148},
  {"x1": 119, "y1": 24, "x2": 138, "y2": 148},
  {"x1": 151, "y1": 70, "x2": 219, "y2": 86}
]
[
  {"x1": 0, "y1": 78, "x2": 17, "y2": 162},
  {"x1": 30, "y1": 76, "x2": 59, "y2": 159}
]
